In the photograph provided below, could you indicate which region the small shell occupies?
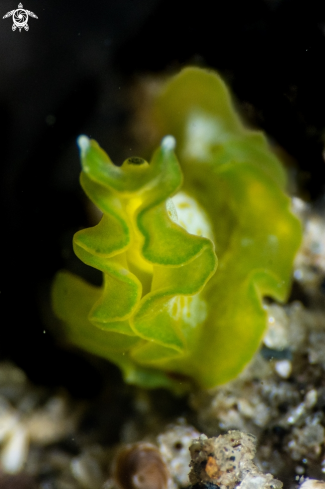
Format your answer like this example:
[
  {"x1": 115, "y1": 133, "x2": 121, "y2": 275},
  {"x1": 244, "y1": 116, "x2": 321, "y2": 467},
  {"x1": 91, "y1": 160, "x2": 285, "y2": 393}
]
[{"x1": 114, "y1": 443, "x2": 169, "y2": 489}]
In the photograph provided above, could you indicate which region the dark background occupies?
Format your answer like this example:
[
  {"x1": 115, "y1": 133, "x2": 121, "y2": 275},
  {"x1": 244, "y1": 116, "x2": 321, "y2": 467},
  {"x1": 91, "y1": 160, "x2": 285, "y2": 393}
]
[{"x1": 1, "y1": 0, "x2": 325, "y2": 396}]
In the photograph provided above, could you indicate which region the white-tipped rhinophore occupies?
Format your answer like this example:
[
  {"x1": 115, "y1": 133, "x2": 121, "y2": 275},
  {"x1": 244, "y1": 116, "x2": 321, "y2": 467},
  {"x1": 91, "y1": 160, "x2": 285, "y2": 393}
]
[
  {"x1": 161, "y1": 135, "x2": 176, "y2": 151},
  {"x1": 77, "y1": 135, "x2": 90, "y2": 156}
]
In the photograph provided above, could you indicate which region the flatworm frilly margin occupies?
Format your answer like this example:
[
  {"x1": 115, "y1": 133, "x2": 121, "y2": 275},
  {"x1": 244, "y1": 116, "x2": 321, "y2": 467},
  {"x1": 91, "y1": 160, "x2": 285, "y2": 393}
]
[{"x1": 52, "y1": 68, "x2": 302, "y2": 392}]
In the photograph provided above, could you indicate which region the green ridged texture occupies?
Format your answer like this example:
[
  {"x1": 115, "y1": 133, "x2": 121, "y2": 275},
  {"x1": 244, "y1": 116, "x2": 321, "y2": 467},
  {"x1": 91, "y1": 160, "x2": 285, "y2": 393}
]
[{"x1": 52, "y1": 67, "x2": 302, "y2": 392}]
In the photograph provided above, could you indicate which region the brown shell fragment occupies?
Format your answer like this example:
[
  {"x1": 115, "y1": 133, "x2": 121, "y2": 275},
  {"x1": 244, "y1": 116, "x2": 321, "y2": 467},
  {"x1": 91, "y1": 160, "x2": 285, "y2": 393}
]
[
  {"x1": 113, "y1": 442, "x2": 170, "y2": 489},
  {"x1": 205, "y1": 456, "x2": 222, "y2": 480}
]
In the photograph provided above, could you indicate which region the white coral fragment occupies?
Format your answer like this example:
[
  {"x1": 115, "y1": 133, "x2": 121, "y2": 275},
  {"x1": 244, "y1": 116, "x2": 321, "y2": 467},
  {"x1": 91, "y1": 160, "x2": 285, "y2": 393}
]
[
  {"x1": 299, "y1": 480, "x2": 325, "y2": 489},
  {"x1": 0, "y1": 423, "x2": 29, "y2": 473}
]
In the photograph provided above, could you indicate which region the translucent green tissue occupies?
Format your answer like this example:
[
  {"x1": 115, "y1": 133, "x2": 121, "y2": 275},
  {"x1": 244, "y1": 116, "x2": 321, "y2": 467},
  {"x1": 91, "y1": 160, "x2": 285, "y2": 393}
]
[{"x1": 52, "y1": 68, "x2": 302, "y2": 392}]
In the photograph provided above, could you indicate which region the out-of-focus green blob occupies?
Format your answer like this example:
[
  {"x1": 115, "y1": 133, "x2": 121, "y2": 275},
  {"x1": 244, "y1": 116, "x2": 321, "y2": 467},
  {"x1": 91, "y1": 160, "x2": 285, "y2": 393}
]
[{"x1": 52, "y1": 68, "x2": 302, "y2": 392}]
